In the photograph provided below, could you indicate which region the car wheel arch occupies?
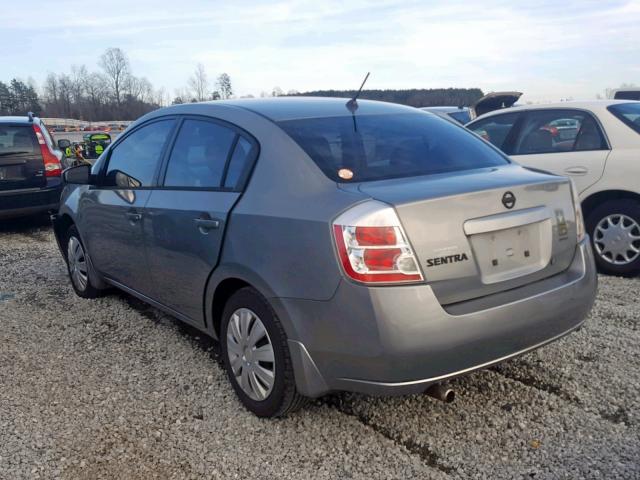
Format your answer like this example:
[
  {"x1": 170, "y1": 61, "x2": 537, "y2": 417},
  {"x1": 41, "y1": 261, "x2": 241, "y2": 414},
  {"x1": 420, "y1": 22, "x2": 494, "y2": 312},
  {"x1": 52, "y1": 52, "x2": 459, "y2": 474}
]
[
  {"x1": 204, "y1": 266, "x2": 280, "y2": 340},
  {"x1": 581, "y1": 189, "x2": 640, "y2": 219},
  {"x1": 53, "y1": 213, "x2": 75, "y2": 254}
]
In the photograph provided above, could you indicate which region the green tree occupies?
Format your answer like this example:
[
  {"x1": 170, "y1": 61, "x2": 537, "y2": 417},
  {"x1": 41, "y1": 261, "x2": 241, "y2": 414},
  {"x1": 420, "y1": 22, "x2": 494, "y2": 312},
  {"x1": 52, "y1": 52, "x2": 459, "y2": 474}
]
[{"x1": 0, "y1": 81, "x2": 11, "y2": 115}]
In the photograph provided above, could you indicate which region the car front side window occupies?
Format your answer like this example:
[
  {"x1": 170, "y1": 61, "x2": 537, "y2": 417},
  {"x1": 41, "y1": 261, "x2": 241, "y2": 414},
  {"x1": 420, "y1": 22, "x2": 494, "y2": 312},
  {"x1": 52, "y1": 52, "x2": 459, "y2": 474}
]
[
  {"x1": 163, "y1": 119, "x2": 236, "y2": 189},
  {"x1": 468, "y1": 113, "x2": 520, "y2": 152},
  {"x1": 104, "y1": 119, "x2": 176, "y2": 188}
]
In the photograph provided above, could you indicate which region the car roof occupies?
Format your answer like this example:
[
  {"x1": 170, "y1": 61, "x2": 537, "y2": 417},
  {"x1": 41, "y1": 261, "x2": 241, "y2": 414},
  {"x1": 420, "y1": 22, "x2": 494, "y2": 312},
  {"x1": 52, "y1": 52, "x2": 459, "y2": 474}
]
[
  {"x1": 0, "y1": 115, "x2": 38, "y2": 124},
  {"x1": 471, "y1": 99, "x2": 638, "y2": 122},
  {"x1": 196, "y1": 96, "x2": 418, "y2": 122}
]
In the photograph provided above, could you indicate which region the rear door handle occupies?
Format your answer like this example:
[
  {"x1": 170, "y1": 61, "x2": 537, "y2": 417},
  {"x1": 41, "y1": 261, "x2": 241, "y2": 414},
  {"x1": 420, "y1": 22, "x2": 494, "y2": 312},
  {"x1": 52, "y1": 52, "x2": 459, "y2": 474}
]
[
  {"x1": 564, "y1": 166, "x2": 588, "y2": 175},
  {"x1": 126, "y1": 212, "x2": 142, "y2": 222},
  {"x1": 194, "y1": 218, "x2": 220, "y2": 232}
]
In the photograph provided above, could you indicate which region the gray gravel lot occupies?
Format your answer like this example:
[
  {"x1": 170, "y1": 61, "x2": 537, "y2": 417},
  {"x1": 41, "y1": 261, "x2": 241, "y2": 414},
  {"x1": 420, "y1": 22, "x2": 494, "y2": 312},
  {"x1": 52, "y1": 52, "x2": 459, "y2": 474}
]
[{"x1": 0, "y1": 216, "x2": 638, "y2": 479}]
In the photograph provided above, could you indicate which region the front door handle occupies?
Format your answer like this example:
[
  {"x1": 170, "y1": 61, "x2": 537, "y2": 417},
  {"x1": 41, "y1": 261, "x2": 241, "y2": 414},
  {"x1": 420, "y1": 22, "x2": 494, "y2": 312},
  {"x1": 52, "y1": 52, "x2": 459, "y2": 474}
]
[
  {"x1": 195, "y1": 217, "x2": 220, "y2": 233},
  {"x1": 564, "y1": 166, "x2": 588, "y2": 175},
  {"x1": 126, "y1": 212, "x2": 142, "y2": 223}
]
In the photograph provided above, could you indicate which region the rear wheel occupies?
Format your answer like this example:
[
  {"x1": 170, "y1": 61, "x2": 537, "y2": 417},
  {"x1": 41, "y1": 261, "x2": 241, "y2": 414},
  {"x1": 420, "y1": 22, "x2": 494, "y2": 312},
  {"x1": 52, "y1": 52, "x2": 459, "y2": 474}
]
[
  {"x1": 220, "y1": 287, "x2": 307, "y2": 417},
  {"x1": 586, "y1": 199, "x2": 640, "y2": 276},
  {"x1": 65, "y1": 225, "x2": 101, "y2": 298}
]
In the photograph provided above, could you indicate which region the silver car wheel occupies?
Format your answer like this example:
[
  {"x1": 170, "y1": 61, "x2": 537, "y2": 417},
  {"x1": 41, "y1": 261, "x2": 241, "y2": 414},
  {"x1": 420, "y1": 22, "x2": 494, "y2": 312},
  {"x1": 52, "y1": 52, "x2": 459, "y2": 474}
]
[
  {"x1": 593, "y1": 214, "x2": 640, "y2": 265},
  {"x1": 226, "y1": 308, "x2": 275, "y2": 401},
  {"x1": 67, "y1": 236, "x2": 89, "y2": 291}
]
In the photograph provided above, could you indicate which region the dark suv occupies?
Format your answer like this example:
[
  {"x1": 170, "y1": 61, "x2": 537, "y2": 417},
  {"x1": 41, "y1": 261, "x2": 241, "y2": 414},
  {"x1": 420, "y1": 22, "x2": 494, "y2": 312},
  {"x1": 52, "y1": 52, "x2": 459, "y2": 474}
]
[{"x1": 0, "y1": 114, "x2": 64, "y2": 219}]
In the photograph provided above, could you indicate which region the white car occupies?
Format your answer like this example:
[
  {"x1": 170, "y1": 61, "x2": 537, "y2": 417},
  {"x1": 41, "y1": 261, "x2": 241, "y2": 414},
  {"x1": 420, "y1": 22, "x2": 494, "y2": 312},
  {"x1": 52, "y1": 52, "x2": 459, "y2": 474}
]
[{"x1": 467, "y1": 100, "x2": 640, "y2": 276}]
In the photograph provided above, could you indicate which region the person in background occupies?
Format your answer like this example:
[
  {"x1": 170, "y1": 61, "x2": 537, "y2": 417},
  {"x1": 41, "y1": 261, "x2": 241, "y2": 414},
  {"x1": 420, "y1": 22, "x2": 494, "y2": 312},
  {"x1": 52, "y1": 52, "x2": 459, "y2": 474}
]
[{"x1": 74, "y1": 143, "x2": 90, "y2": 166}]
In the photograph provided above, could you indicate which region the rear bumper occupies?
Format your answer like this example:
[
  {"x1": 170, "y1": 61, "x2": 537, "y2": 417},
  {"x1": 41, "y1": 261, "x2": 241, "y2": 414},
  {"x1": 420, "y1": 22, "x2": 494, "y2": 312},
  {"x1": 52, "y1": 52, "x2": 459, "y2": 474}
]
[
  {"x1": 274, "y1": 238, "x2": 597, "y2": 397},
  {"x1": 0, "y1": 181, "x2": 62, "y2": 219}
]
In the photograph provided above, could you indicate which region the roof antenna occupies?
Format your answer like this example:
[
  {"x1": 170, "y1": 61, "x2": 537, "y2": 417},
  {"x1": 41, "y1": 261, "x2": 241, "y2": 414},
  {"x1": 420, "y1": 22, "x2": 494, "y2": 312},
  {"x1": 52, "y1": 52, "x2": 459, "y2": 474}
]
[{"x1": 346, "y1": 72, "x2": 370, "y2": 113}]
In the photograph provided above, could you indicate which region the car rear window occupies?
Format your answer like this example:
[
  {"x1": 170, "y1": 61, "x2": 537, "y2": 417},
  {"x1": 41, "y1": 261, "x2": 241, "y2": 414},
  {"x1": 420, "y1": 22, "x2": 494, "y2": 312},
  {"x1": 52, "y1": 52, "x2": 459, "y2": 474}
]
[
  {"x1": 0, "y1": 125, "x2": 38, "y2": 155},
  {"x1": 278, "y1": 112, "x2": 509, "y2": 182},
  {"x1": 608, "y1": 103, "x2": 640, "y2": 134}
]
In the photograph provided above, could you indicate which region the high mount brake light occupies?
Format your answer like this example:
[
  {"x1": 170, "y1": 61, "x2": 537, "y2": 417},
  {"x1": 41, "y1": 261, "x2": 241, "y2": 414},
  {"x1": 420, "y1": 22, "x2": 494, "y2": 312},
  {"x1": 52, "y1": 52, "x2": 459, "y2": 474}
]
[
  {"x1": 333, "y1": 201, "x2": 424, "y2": 284},
  {"x1": 33, "y1": 124, "x2": 62, "y2": 177}
]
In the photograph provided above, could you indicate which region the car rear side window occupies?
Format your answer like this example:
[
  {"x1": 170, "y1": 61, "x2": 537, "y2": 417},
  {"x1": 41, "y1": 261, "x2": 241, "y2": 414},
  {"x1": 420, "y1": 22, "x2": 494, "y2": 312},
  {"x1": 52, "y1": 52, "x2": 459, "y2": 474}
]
[
  {"x1": 0, "y1": 125, "x2": 38, "y2": 155},
  {"x1": 223, "y1": 137, "x2": 255, "y2": 189},
  {"x1": 105, "y1": 119, "x2": 175, "y2": 188},
  {"x1": 278, "y1": 112, "x2": 509, "y2": 183},
  {"x1": 608, "y1": 103, "x2": 640, "y2": 134},
  {"x1": 512, "y1": 110, "x2": 607, "y2": 155},
  {"x1": 164, "y1": 119, "x2": 236, "y2": 189},
  {"x1": 468, "y1": 113, "x2": 520, "y2": 150}
]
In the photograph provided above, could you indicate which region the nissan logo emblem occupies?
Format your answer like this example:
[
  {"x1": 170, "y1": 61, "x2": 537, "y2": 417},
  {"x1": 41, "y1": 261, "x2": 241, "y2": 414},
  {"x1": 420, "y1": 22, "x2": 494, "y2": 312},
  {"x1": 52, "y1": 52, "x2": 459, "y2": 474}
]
[{"x1": 502, "y1": 191, "x2": 516, "y2": 209}]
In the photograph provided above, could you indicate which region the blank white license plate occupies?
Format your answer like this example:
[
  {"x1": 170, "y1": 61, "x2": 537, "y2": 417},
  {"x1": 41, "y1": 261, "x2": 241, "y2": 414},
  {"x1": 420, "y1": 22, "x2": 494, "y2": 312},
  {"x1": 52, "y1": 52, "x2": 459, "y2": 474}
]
[{"x1": 469, "y1": 220, "x2": 552, "y2": 284}]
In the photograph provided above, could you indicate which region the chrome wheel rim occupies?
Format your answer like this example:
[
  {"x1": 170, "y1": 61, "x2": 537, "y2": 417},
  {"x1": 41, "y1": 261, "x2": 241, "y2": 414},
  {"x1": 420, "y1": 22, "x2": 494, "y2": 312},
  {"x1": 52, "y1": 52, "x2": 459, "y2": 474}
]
[
  {"x1": 593, "y1": 214, "x2": 640, "y2": 265},
  {"x1": 67, "y1": 236, "x2": 88, "y2": 291},
  {"x1": 226, "y1": 308, "x2": 275, "y2": 401}
]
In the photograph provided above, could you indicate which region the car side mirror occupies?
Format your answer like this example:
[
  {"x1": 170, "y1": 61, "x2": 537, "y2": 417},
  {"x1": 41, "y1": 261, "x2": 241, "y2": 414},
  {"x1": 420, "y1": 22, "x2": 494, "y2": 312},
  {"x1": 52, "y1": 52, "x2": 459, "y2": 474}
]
[
  {"x1": 63, "y1": 164, "x2": 92, "y2": 185},
  {"x1": 57, "y1": 139, "x2": 71, "y2": 149}
]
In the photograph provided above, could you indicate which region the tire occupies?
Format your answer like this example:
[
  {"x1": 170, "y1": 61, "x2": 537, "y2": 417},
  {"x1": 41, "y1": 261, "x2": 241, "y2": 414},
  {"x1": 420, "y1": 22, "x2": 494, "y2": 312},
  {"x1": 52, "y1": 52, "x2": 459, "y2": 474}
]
[
  {"x1": 585, "y1": 199, "x2": 640, "y2": 277},
  {"x1": 220, "y1": 287, "x2": 307, "y2": 417},
  {"x1": 64, "y1": 225, "x2": 102, "y2": 298}
]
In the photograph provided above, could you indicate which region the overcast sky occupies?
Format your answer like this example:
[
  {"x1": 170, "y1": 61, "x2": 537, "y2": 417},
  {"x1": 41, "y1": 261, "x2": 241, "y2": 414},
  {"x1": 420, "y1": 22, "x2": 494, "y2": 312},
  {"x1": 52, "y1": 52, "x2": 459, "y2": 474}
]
[{"x1": 1, "y1": 0, "x2": 638, "y2": 103}]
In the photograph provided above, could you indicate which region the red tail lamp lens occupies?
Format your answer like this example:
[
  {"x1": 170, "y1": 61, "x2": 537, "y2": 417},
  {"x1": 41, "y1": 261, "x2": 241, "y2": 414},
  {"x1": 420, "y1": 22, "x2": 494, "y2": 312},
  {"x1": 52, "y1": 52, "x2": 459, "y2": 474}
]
[
  {"x1": 355, "y1": 226, "x2": 396, "y2": 246},
  {"x1": 363, "y1": 248, "x2": 402, "y2": 270}
]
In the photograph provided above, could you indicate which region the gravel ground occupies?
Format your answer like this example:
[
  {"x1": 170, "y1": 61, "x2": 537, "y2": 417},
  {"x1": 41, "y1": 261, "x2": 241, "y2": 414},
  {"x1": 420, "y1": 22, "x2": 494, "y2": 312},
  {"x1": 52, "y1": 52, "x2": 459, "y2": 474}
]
[{"x1": 0, "y1": 216, "x2": 638, "y2": 479}]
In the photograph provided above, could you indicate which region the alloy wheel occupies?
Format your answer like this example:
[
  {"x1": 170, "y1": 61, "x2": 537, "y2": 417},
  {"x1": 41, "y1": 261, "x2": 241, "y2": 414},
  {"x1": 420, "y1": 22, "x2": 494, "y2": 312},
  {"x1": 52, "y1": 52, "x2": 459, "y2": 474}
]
[{"x1": 226, "y1": 308, "x2": 276, "y2": 401}]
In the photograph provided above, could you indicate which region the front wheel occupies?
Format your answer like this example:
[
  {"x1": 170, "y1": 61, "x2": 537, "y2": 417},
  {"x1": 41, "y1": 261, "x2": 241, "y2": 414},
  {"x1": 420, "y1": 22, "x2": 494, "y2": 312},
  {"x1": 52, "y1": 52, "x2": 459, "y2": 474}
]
[
  {"x1": 586, "y1": 199, "x2": 640, "y2": 277},
  {"x1": 220, "y1": 287, "x2": 307, "y2": 417},
  {"x1": 65, "y1": 225, "x2": 102, "y2": 298}
]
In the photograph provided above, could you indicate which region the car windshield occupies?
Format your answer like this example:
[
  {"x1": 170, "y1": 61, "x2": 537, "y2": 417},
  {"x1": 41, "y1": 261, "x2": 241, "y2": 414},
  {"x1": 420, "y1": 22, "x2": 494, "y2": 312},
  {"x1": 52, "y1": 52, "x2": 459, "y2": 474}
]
[
  {"x1": 278, "y1": 112, "x2": 509, "y2": 183},
  {"x1": 0, "y1": 125, "x2": 38, "y2": 155},
  {"x1": 447, "y1": 110, "x2": 471, "y2": 124},
  {"x1": 608, "y1": 103, "x2": 640, "y2": 134}
]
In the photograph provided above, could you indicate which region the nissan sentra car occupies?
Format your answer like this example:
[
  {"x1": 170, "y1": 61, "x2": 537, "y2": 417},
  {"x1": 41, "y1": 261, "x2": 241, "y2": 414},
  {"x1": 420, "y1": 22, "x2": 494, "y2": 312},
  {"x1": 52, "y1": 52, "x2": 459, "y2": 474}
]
[{"x1": 53, "y1": 98, "x2": 597, "y2": 417}]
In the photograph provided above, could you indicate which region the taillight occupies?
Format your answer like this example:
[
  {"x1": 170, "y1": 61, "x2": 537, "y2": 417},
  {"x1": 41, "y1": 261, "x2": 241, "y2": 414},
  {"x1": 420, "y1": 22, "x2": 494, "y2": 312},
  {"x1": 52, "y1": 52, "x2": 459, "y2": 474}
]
[
  {"x1": 333, "y1": 201, "x2": 424, "y2": 284},
  {"x1": 33, "y1": 124, "x2": 62, "y2": 177}
]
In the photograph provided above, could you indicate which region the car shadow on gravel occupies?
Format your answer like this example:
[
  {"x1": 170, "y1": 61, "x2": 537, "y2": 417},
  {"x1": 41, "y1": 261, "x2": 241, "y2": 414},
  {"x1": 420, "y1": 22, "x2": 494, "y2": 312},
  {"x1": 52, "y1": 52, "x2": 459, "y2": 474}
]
[
  {"x1": 0, "y1": 213, "x2": 52, "y2": 237},
  {"x1": 113, "y1": 290, "x2": 223, "y2": 366}
]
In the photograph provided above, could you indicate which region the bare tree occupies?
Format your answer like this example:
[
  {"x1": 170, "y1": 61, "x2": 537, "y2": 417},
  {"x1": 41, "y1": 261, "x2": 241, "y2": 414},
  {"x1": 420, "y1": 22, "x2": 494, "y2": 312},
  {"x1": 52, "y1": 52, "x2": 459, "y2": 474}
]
[
  {"x1": 84, "y1": 72, "x2": 108, "y2": 116},
  {"x1": 272, "y1": 86, "x2": 284, "y2": 97},
  {"x1": 154, "y1": 86, "x2": 169, "y2": 107},
  {"x1": 100, "y1": 47, "x2": 130, "y2": 106},
  {"x1": 70, "y1": 65, "x2": 88, "y2": 108},
  {"x1": 216, "y1": 73, "x2": 233, "y2": 99},
  {"x1": 43, "y1": 73, "x2": 59, "y2": 104},
  {"x1": 57, "y1": 74, "x2": 74, "y2": 118},
  {"x1": 188, "y1": 63, "x2": 209, "y2": 101}
]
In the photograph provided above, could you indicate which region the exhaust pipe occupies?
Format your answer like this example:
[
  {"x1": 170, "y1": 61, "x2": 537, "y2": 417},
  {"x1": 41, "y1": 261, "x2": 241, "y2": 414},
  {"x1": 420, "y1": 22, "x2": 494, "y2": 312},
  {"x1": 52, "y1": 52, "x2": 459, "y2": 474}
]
[{"x1": 425, "y1": 384, "x2": 455, "y2": 403}]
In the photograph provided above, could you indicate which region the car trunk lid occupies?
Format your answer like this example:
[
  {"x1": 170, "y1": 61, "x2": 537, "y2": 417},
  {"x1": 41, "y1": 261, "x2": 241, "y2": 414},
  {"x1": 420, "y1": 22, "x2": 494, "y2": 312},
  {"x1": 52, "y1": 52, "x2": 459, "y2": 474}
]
[
  {"x1": 0, "y1": 124, "x2": 46, "y2": 191},
  {"x1": 356, "y1": 165, "x2": 578, "y2": 305},
  {"x1": 470, "y1": 91, "x2": 522, "y2": 120}
]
